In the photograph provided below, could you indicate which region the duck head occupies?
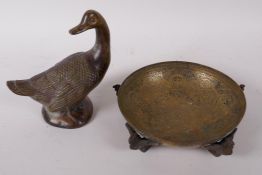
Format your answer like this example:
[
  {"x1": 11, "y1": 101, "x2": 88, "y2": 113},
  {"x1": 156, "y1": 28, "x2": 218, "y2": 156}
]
[{"x1": 69, "y1": 10, "x2": 103, "y2": 35}]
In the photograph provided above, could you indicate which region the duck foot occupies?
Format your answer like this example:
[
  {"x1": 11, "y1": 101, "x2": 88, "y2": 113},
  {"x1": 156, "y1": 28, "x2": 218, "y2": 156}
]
[
  {"x1": 202, "y1": 128, "x2": 237, "y2": 157},
  {"x1": 42, "y1": 97, "x2": 93, "y2": 129},
  {"x1": 126, "y1": 123, "x2": 160, "y2": 152}
]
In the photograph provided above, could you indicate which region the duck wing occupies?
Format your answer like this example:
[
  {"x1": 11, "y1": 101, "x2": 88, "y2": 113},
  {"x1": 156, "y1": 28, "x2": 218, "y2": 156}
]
[
  {"x1": 46, "y1": 82, "x2": 87, "y2": 112},
  {"x1": 30, "y1": 53, "x2": 99, "y2": 111}
]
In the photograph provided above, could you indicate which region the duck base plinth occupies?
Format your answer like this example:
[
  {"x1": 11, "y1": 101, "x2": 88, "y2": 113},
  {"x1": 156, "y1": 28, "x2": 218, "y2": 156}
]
[
  {"x1": 202, "y1": 128, "x2": 237, "y2": 157},
  {"x1": 42, "y1": 97, "x2": 93, "y2": 129}
]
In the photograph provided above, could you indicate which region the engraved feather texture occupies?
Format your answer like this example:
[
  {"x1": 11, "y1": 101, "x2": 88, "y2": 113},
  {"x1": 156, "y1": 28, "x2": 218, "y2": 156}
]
[{"x1": 8, "y1": 52, "x2": 100, "y2": 112}]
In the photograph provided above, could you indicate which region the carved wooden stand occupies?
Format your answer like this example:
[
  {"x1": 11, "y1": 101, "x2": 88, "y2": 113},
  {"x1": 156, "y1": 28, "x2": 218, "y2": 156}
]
[{"x1": 125, "y1": 122, "x2": 237, "y2": 156}]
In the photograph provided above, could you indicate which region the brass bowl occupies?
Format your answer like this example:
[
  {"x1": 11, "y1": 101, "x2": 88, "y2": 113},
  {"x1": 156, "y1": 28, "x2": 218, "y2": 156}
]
[{"x1": 117, "y1": 61, "x2": 246, "y2": 147}]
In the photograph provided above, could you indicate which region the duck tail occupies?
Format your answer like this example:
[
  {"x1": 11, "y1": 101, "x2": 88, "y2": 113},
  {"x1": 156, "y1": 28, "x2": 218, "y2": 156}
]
[{"x1": 7, "y1": 80, "x2": 36, "y2": 96}]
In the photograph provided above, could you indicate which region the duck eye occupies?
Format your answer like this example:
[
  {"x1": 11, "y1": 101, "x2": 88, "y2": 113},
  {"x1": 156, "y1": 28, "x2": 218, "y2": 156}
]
[{"x1": 88, "y1": 14, "x2": 97, "y2": 24}]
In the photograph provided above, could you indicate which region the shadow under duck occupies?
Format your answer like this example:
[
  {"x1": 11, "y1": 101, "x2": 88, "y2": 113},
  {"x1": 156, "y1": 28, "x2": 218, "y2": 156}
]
[{"x1": 7, "y1": 10, "x2": 110, "y2": 129}]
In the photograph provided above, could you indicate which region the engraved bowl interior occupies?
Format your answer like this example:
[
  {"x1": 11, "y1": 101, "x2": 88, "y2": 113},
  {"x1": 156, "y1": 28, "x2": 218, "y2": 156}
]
[{"x1": 117, "y1": 61, "x2": 246, "y2": 146}]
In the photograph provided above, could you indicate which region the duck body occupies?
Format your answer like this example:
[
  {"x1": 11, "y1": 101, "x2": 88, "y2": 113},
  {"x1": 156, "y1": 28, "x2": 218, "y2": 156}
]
[
  {"x1": 8, "y1": 51, "x2": 107, "y2": 112},
  {"x1": 7, "y1": 10, "x2": 110, "y2": 128}
]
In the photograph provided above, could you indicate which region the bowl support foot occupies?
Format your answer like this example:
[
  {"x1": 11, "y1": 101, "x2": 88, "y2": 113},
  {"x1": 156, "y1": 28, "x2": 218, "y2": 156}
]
[
  {"x1": 202, "y1": 128, "x2": 237, "y2": 157},
  {"x1": 126, "y1": 123, "x2": 160, "y2": 152}
]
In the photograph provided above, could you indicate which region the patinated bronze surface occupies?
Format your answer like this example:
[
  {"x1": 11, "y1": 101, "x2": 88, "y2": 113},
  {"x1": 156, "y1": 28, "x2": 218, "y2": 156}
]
[
  {"x1": 7, "y1": 10, "x2": 110, "y2": 129},
  {"x1": 116, "y1": 61, "x2": 246, "y2": 150}
]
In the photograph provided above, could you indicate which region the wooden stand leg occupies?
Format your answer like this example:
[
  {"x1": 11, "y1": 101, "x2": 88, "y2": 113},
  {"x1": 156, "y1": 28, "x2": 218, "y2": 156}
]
[
  {"x1": 126, "y1": 123, "x2": 160, "y2": 152},
  {"x1": 202, "y1": 128, "x2": 237, "y2": 157}
]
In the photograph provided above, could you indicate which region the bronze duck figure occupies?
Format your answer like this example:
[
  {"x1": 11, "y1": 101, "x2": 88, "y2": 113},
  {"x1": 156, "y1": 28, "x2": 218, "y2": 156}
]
[{"x1": 7, "y1": 10, "x2": 110, "y2": 129}]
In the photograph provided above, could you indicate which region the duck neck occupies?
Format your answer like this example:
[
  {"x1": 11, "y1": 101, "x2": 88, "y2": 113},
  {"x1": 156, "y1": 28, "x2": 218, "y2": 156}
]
[{"x1": 91, "y1": 23, "x2": 110, "y2": 77}]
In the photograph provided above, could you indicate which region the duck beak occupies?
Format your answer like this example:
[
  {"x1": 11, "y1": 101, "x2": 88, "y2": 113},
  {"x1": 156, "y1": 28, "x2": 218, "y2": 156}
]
[{"x1": 69, "y1": 24, "x2": 90, "y2": 35}]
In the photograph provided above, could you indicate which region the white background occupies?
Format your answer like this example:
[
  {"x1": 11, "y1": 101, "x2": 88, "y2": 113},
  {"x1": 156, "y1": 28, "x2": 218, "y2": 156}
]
[{"x1": 0, "y1": 0, "x2": 261, "y2": 175}]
